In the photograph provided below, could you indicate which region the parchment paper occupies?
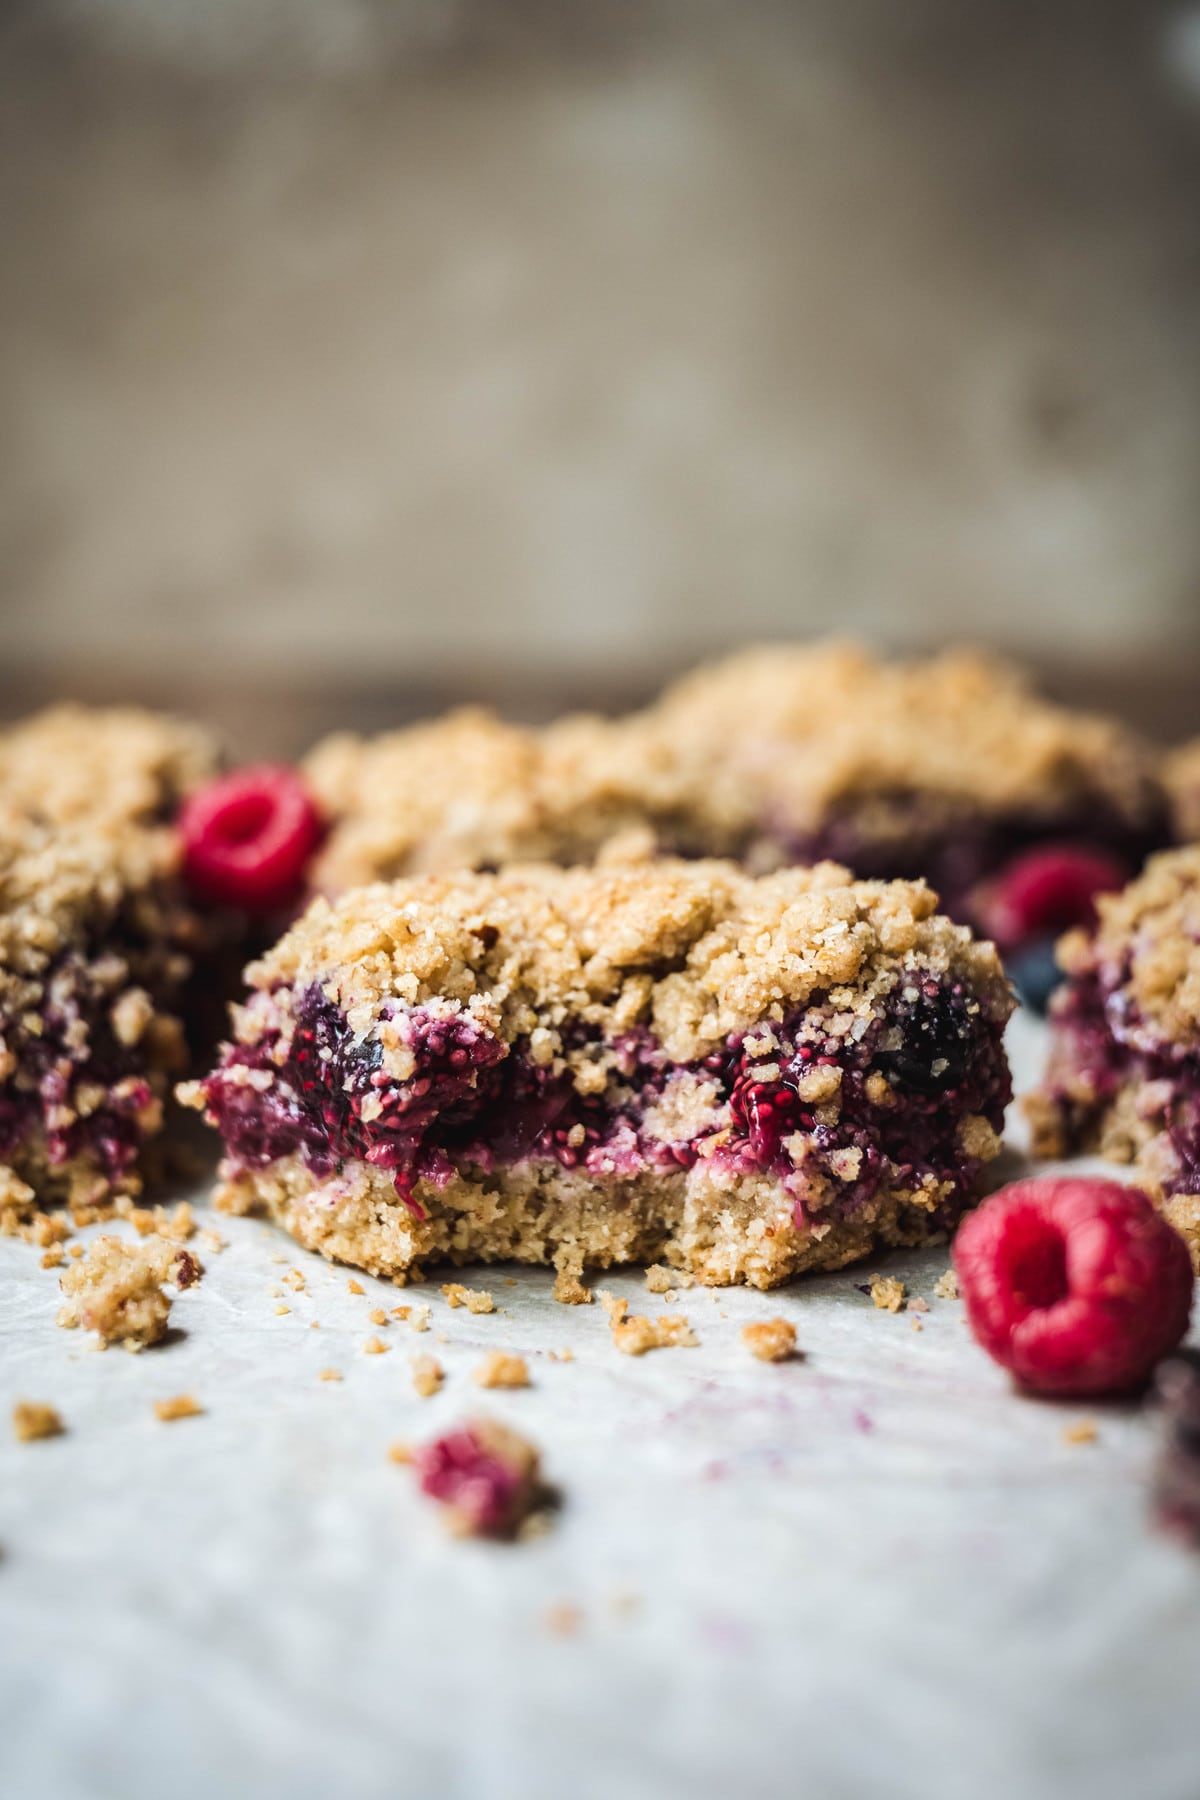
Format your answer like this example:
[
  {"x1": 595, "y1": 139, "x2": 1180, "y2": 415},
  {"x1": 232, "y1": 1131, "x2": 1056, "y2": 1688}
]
[{"x1": 1, "y1": 1011, "x2": 1198, "y2": 1800}]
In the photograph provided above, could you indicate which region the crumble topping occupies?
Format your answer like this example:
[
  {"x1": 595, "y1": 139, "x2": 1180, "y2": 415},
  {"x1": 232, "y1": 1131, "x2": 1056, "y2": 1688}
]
[
  {"x1": 608, "y1": 1302, "x2": 698, "y2": 1355},
  {"x1": 741, "y1": 1318, "x2": 798, "y2": 1361},
  {"x1": 56, "y1": 1235, "x2": 202, "y2": 1349},
  {"x1": 245, "y1": 857, "x2": 1007, "y2": 1070},
  {"x1": 552, "y1": 1270, "x2": 593, "y2": 1305},
  {"x1": 0, "y1": 704, "x2": 216, "y2": 834},
  {"x1": 934, "y1": 1269, "x2": 959, "y2": 1300},
  {"x1": 362, "y1": 1336, "x2": 390, "y2": 1355},
  {"x1": 12, "y1": 1401, "x2": 64, "y2": 1442},
  {"x1": 304, "y1": 646, "x2": 1164, "y2": 894},
  {"x1": 1060, "y1": 846, "x2": 1200, "y2": 1043},
  {"x1": 413, "y1": 1416, "x2": 545, "y2": 1539}
]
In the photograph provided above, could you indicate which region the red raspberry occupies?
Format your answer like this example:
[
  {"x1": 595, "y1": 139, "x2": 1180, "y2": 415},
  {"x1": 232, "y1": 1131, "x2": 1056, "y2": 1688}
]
[
  {"x1": 980, "y1": 843, "x2": 1126, "y2": 951},
  {"x1": 954, "y1": 1177, "x2": 1193, "y2": 1396},
  {"x1": 179, "y1": 765, "x2": 322, "y2": 914}
]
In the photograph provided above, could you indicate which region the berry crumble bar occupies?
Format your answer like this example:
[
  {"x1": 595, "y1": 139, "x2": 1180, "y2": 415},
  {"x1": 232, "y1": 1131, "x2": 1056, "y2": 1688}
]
[
  {"x1": 303, "y1": 645, "x2": 1167, "y2": 939},
  {"x1": 1027, "y1": 847, "x2": 1200, "y2": 1267},
  {"x1": 0, "y1": 705, "x2": 220, "y2": 1213},
  {"x1": 186, "y1": 857, "x2": 1013, "y2": 1288},
  {"x1": 0, "y1": 810, "x2": 204, "y2": 1213}
]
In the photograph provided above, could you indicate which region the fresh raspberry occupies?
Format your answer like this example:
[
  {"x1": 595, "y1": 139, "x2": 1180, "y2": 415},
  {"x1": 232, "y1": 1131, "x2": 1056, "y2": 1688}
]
[
  {"x1": 979, "y1": 843, "x2": 1126, "y2": 952},
  {"x1": 179, "y1": 765, "x2": 322, "y2": 914},
  {"x1": 954, "y1": 1177, "x2": 1193, "y2": 1396}
]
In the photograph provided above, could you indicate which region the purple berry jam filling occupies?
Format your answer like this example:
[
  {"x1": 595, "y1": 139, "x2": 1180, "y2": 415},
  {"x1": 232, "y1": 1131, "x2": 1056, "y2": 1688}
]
[
  {"x1": 1045, "y1": 972, "x2": 1200, "y2": 1199},
  {"x1": 202, "y1": 968, "x2": 1011, "y2": 1229},
  {"x1": 0, "y1": 949, "x2": 167, "y2": 1183}
]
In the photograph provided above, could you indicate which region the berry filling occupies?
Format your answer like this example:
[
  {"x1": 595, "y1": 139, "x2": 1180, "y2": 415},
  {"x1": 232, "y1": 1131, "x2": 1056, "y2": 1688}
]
[
  {"x1": 179, "y1": 766, "x2": 323, "y2": 915},
  {"x1": 954, "y1": 1176, "x2": 1193, "y2": 1396},
  {"x1": 197, "y1": 967, "x2": 1011, "y2": 1232},
  {"x1": 414, "y1": 1427, "x2": 529, "y2": 1535},
  {"x1": 0, "y1": 947, "x2": 180, "y2": 1188},
  {"x1": 1041, "y1": 969, "x2": 1200, "y2": 1204}
]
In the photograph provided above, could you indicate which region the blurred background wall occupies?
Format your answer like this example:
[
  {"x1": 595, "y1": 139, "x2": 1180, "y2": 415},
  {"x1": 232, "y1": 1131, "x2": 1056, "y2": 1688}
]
[{"x1": 1, "y1": 1, "x2": 1199, "y2": 750}]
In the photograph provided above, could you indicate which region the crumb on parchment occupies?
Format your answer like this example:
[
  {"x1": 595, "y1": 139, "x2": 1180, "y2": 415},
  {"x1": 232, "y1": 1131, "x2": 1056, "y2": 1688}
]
[
  {"x1": 153, "y1": 1394, "x2": 202, "y2": 1422},
  {"x1": 611, "y1": 1312, "x2": 698, "y2": 1356},
  {"x1": 12, "y1": 1401, "x2": 64, "y2": 1442},
  {"x1": 318, "y1": 1368, "x2": 342, "y2": 1382},
  {"x1": 388, "y1": 1441, "x2": 412, "y2": 1464},
  {"x1": 1062, "y1": 1419, "x2": 1099, "y2": 1446},
  {"x1": 347, "y1": 1278, "x2": 364, "y2": 1295},
  {"x1": 934, "y1": 1269, "x2": 959, "y2": 1301},
  {"x1": 56, "y1": 1235, "x2": 202, "y2": 1350},
  {"x1": 869, "y1": 1276, "x2": 906, "y2": 1314},
  {"x1": 368, "y1": 1308, "x2": 388, "y2": 1326},
  {"x1": 442, "y1": 1282, "x2": 495, "y2": 1314},
  {"x1": 552, "y1": 1269, "x2": 592, "y2": 1306},
  {"x1": 474, "y1": 1351, "x2": 530, "y2": 1390},
  {"x1": 363, "y1": 1336, "x2": 390, "y2": 1356},
  {"x1": 742, "y1": 1318, "x2": 798, "y2": 1362},
  {"x1": 412, "y1": 1354, "x2": 444, "y2": 1397}
]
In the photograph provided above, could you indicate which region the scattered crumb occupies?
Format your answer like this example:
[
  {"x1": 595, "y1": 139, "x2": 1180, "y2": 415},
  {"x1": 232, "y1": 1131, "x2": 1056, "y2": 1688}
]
[
  {"x1": 309, "y1": 1321, "x2": 320, "y2": 1329},
  {"x1": 868, "y1": 1276, "x2": 906, "y2": 1314},
  {"x1": 552, "y1": 1269, "x2": 593, "y2": 1306},
  {"x1": 474, "y1": 1351, "x2": 530, "y2": 1390},
  {"x1": 282, "y1": 1268, "x2": 306, "y2": 1292},
  {"x1": 67, "y1": 1242, "x2": 84, "y2": 1258},
  {"x1": 543, "y1": 1602, "x2": 583, "y2": 1637},
  {"x1": 318, "y1": 1368, "x2": 342, "y2": 1383},
  {"x1": 153, "y1": 1394, "x2": 203, "y2": 1423},
  {"x1": 442, "y1": 1283, "x2": 494, "y2": 1314},
  {"x1": 363, "y1": 1336, "x2": 390, "y2": 1356},
  {"x1": 269, "y1": 1252, "x2": 288, "y2": 1264},
  {"x1": 505, "y1": 1278, "x2": 517, "y2": 1287},
  {"x1": 742, "y1": 1318, "x2": 798, "y2": 1363},
  {"x1": 56, "y1": 1235, "x2": 202, "y2": 1350},
  {"x1": 368, "y1": 1308, "x2": 388, "y2": 1327},
  {"x1": 598, "y1": 1291, "x2": 627, "y2": 1322},
  {"x1": 347, "y1": 1278, "x2": 364, "y2": 1295},
  {"x1": 40, "y1": 1247, "x2": 64, "y2": 1269},
  {"x1": 411, "y1": 1305, "x2": 431, "y2": 1333},
  {"x1": 1062, "y1": 1419, "x2": 1099, "y2": 1447},
  {"x1": 547, "y1": 1348, "x2": 576, "y2": 1363},
  {"x1": 388, "y1": 1440, "x2": 413, "y2": 1464},
  {"x1": 392, "y1": 1305, "x2": 411, "y2": 1322},
  {"x1": 909, "y1": 1296, "x2": 930, "y2": 1314},
  {"x1": 910, "y1": 1318, "x2": 923, "y2": 1333},
  {"x1": 611, "y1": 1312, "x2": 698, "y2": 1356},
  {"x1": 412, "y1": 1354, "x2": 444, "y2": 1398},
  {"x1": 934, "y1": 1269, "x2": 959, "y2": 1301},
  {"x1": 275, "y1": 1305, "x2": 290, "y2": 1316},
  {"x1": 13, "y1": 1401, "x2": 64, "y2": 1443},
  {"x1": 199, "y1": 1229, "x2": 226, "y2": 1255},
  {"x1": 127, "y1": 1200, "x2": 195, "y2": 1243},
  {"x1": 31, "y1": 1212, "x2": 71, "y2": 1248},
  {"x1": 644, "y1": 1265, "x2": 675, "y2": 1296},
  {"x1": 415, "y1": 1417, "x2": 545, "y2": 1539}
]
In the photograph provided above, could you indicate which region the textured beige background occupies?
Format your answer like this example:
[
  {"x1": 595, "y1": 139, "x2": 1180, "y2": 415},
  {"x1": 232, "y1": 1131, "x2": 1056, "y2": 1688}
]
[{"x1": 2, "y1": 2, "x2": 1200, "y2": 715}]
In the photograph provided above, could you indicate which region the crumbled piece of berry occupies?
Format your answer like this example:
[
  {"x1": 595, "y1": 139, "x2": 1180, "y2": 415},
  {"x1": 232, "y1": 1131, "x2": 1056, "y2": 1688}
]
[
  {"x1": 953, "y1": 1176, "x2": 1193, "y2": 1396},
  {"x1": 179, "y1": 764, "x2": 322, "y2": 913},
  {"x1": 1152, "y1": 1348, "x2": 1200, "y2": 1548},
  {"x1": 413, "y1": 1418, "x2": 543, "y2": 1537}
]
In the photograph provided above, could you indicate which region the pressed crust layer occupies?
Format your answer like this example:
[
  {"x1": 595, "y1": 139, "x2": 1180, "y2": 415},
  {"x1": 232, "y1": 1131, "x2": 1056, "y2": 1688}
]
[
  {"x1": 191, "y1": 858, "x2": 1013, "y2": 1287},
  {"x1": 1028, "y1": 847, "x2": 1200, "y2": 1268},
  {"x1": 303, "y1": 644, "x2": 1166, "y2": 913}
]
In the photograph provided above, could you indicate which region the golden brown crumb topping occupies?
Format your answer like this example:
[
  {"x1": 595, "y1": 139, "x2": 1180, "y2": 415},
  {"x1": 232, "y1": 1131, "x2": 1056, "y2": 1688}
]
[
  {"x1": 246, "y1": 857, "x2": 1010, "y2": 1069},
  {"x1": 868, "y1": 1275, "x2": 906, "y2": 1313},
  {"x1": 303, "y1": 645, "x2": 1164, "y2": 892},
  {"x1": 741, "y1": 1318, "x2": 798, "y2": 1361},
  {"x1": 441, "y1": 1282, "x2": 495, "y2": 1314},
  {"x1": 0, "y1": 704, "x2": 215, "y2": 832},
  {"x1": 12, "y1": 1400, "x2": 64, "y2": 1442},
  {"x1": 1058, "y1": 846, "x2": 1200, "y2": 1043}
]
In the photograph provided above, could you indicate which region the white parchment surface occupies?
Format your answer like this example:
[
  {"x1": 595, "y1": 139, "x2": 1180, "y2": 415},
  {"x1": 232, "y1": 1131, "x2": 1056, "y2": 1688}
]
[{"x1": 1, "y1": 1011, "x2": 1198, "y2": 1800}]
